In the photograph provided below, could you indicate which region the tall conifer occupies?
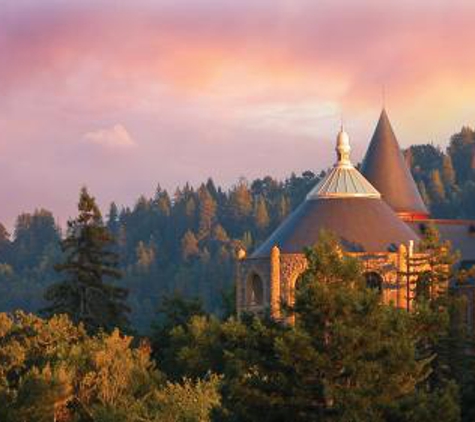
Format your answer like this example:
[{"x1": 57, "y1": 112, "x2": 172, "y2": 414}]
[{"x1": 43, "y1": 187, "x2": 129, "y2": 333}]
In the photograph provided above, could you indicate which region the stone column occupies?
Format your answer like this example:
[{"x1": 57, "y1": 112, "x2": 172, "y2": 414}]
[
  {"x1": 270, "y1": 245, "x2": 281, "y2": 319},
  {"x1": 236, "y1": 248, "x2": 247, "y2": 317},
  {"x1": 397, "y1": 244, "x2": 407, "y2": 310}
]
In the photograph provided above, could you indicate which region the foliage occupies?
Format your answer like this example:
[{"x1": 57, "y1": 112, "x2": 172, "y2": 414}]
[
  {"x1": 43, "y1": 187, "x2": 130, "y2": 333},
  {"x1": 0, "y1": 124, "x2": 475, "y2": 332},
  {"x1": 153, "y1": 235, "x2": 460, "y2": 422},
  {"x1": 407, "y1": 127, "x2": 475, "y2": 218},
  {"x1": 0, "y1": 311, "x2": 221, "y2": 422}
]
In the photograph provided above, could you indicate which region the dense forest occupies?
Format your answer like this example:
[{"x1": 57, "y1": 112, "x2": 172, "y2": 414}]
[
  {"x1": 0, "y1": 126, "x2": 474, "y2": 331},
  {"x1": 1, "y1": 231, "x2": 473, "y2": 421}
]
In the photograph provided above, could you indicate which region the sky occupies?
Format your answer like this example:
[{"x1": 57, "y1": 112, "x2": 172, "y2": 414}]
[{"x1": 1, "y1": 0, "x2": 475, "y2": 229}]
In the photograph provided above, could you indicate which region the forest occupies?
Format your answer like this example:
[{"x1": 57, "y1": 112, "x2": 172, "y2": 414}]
[
  {"x1": 0, "y1": 227, "x2": 473, "y2": 421},
  {"x1": 0, "y1": 126, "x2": 474, "y2": 421},
  {"x1": 0, "y1": 126, "x2": 474, "y2": 331}
]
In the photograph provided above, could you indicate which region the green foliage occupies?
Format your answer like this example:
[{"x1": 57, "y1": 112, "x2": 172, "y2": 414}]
[
  {"x1": 154, "y1": 235, "x2": 460, "y2": 422},
  {"x1": 253, "y1": 195, "x2": 270, "y2": 234},
  {"x1": 0, "y1": 312, "x2": 221, "y2": 422},
  {"x1": 407, "y1": 128, "x2": 475, "y2": 218},
  {"x1": 2, "y1": 124, "x2": 475, "y2": 333},
  {"x1": 43, "y1": 187, "x2": 130, "y2": 333}
]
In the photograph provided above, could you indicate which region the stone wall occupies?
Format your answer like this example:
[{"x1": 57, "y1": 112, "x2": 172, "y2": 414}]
[{"x1": 237, "y1": 245, "x2": 431, "y2": 317}]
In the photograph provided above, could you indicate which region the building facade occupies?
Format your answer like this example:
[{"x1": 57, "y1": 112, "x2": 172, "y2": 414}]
[{"x1": 236, "y1": 110, "x2": 475, "y2": 319}]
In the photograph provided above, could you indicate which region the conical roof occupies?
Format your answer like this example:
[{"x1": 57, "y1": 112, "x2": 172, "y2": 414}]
[
  {"x1": 252, "y1": 129, "x2": 419, "y2": 258},
  {"x1": 361, "y1": 109, "x2": 429, "y2": 218}
]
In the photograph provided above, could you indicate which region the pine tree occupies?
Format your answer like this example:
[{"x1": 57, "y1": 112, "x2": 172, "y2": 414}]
[
  {"x1": 107, "y1": 202, "x2": 120, "y2": 238},
  {"x1": 181, "y1": 230, "x2": 199, "y2": 261},
  {"x1": 277, "y1": 195, "x2": 290, "y2": 222},
  {"x1": 0, "y1": 223, "x2": 10, "y2": 262},
  {"x1": 43, "y1": 187, "x2": 129, "y2": 333},
  {"x1": 418, "y1": 223, "x2": 458, "y2": 298},
  {"x1": 448, "y1": 126, "x2": 475, "y2": 185},
  {"x1": 442, "y1": 155, "x2": 456, "y2": 188},
  {"x1": 418, "y1": 181, "x2": 431, "y2": 208},
  {"x1": 197, "y1": 185, "x2": 217, "y2": 240},
  {"x1": 154, "y1": 184, "x2": 171, "y2": 217},
  {"x1": 212, "y1": 224, "x2": 229, "y2": 243},
  {"x1": 228, "y1": 180, "x2": 252, "y2": 222},
  {"x1": 135, "y1": 240, "x2": 156, "y2": 272},
  {"x1": 253, "y1": 195, "x2": 270, "y2": 232},
  {"x1": 429, "y1": 169, "x2": 446, "y2": 202},
  {"x1": 12, "y1": 209, "x2": 61, "y2": 269}
]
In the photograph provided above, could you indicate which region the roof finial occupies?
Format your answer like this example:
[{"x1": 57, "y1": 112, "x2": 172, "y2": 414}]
[{"x1": 336, "y1": 128, "x2": 352, "y2": 167}]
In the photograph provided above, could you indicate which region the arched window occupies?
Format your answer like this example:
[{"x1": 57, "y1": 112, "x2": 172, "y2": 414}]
[
  {"x1": 364, "y1": 272, "x2": 383, "y2": 292},
  {"x1": 247, "y1": 273, "x2": 264, "y2": 306}
]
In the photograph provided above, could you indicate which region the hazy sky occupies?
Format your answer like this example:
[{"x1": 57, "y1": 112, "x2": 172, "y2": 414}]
[{"x1": 1, "y1": 0, "x2": 475, "y2": 228}]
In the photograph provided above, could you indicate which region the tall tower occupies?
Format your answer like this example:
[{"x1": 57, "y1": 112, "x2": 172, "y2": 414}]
[{"x1": 361, "y1": 109, "x2": 429, "y2": 221}]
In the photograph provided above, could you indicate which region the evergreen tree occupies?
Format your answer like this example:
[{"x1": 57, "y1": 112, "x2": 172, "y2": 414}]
[
  {"x1": 416, "y1": 225, "x2": 475, "y2": 422},
  {"x1": 418, "y1": 181, "x2": 431, "y2": 208},
  {"x1": 181, "y1": 230, "x2": 200, "y2": 261},
  {"x1": 43, "y1": 187, "x2": 129, "y2": 333},
  {"x1": 205, "y1": 177, "x2": 219, "y2": 199},
  {"x1": 448, "y1": 126, "x2": 475, "y2": 185},
  {"x1": 0, "y1": 223, "x2": 10, "y2": 262},
  {"x1": 277, "y1": 195, "x2": 290, "y2": 223},
  {"x1": 253, "y1": 195, "x2": 270, "y2": 232},
  {"x1": 153, "y1": 184, "x2": 172, "y2": 217},
  {"x1": 157, "y1": 235, "x2": 454, "y2": 422},
  {"x1": 197, "y1": 185, "x2": 217, "y2": 239},
  {"x1": 212, "y1": 224, "x2": 229, "y2": 243},
  {"x1": 12, "y1": 209, "x2": 61, "y2": 269},
  {"x1": 228, "y1": 180, "x2": 252, "y2": 223},
  {"x1": 429, "y1": 169, "x2": 446, "y2": 202},
  {"x1": 460, "y1": 181, "x2": 475, "y2": 218},
  {"x1": 442, "y1": 155, "x2": 457, "y2": 187},
  {"x1": 135, "y1": 240, "x2": 156, "y2": 273}
]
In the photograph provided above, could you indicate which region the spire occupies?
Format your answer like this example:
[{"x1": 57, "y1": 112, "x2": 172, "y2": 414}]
[
  {"x1": 361, "y1": 109, "x2": 429, "y2": 219},
  {"x1": 307, "y1": 129, "x2": 381, "y2": 200},
  {"x1": 336, "y1": 128, "x2": 352, "y2": 167}
]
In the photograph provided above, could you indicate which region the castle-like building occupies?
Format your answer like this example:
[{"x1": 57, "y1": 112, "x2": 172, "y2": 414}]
[{"x1": 236, "y1": 109, "x2": 475, "y2": 321}]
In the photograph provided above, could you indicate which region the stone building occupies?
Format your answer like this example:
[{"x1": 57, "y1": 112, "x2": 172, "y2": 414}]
[{"x1": 236, "y1": 109, "x2": 475, "y2": 320}]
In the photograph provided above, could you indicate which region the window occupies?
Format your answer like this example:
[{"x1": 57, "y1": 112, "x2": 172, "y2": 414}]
[
  {"x1": 364, "y1": 272, "x2": 383, "y2": 292},
  {"x1": 247, "y1": 273, "x2": 264, "y2": 306}
]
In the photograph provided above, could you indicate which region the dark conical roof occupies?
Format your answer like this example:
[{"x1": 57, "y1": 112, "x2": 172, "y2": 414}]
[
  {"x1": 361, "y1": 109, "x2": 429, "y2": 218},
  {"x1": 251, "y1": 197, "x2": 420, "y2": 258}
]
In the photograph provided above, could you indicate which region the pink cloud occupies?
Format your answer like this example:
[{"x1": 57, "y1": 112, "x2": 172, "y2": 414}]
[
  {"x1": 82, "y1": 124, "x2": 136, "y2": 149},
  {"x1": 0, "y1": 0, "x2": 475, "y2": 227}
]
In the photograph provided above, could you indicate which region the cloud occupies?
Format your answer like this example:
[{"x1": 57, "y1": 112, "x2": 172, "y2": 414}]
[
  {"x1": 1, "y1": 0, "x2": 475, "y2": 227},
  {"x1": 82, "y1": 124, "x2": 137, "y2": 149}
]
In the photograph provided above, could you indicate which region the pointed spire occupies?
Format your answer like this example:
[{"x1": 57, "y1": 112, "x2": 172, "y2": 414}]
[{"x1": 361, "y1": 109, "x2": 429, "y2": 219}]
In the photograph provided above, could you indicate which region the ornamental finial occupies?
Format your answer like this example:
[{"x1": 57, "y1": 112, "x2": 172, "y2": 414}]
[{"x1": 336, "y1": 129, "x2": 351, "y2": 167}]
